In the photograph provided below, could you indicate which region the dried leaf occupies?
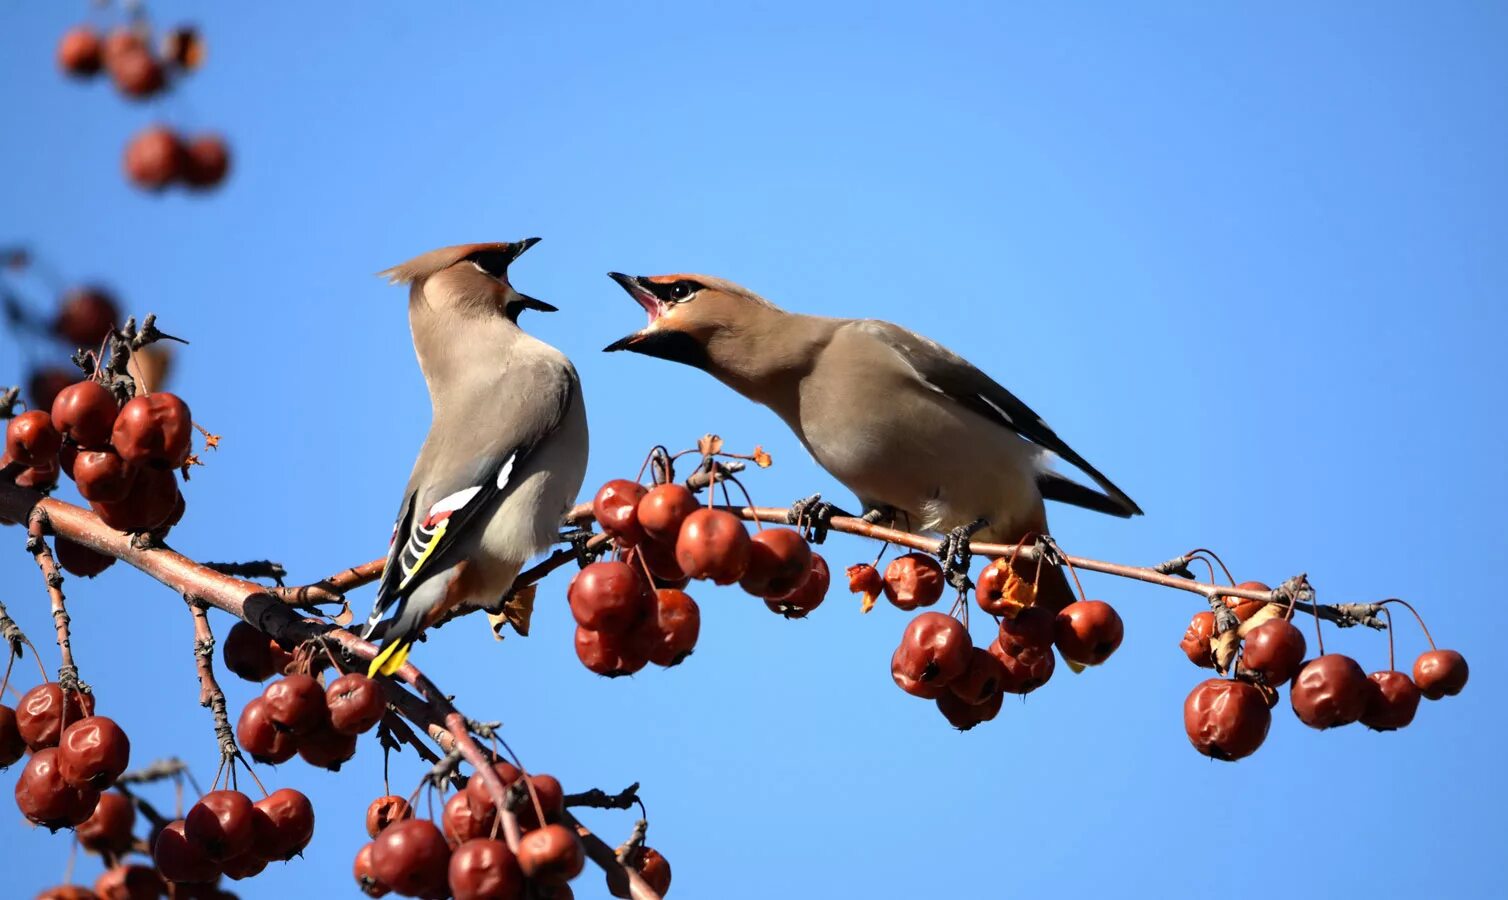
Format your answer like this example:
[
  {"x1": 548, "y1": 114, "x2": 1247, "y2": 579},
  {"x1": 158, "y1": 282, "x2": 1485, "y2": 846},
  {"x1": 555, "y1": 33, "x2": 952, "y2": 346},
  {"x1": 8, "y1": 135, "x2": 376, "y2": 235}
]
[
  {"x1": 332, "y1": 600, "x2": 353, "y2": 627},
  {"x1": 860, "y1": 591, "x2": 877, "y2": 614},
  {"x1": 1237, "y1": 603, "x2": 1283, "y2": 637},
  {"x1": 697, "y1": 434, "x2": 724, "y2": 457},
  {"x1": 488, "y1": 584, "x2": 536, "y2": 640},
  {"x1": 1065, "y1": 658, "x2": 1087, "y2": 675},
  {"x1": 1211, "y1": 629, "x2": 1240, "y2": 675},
  {"x1": 752, "y1": 446, "x2": 772, "y2": 468}
]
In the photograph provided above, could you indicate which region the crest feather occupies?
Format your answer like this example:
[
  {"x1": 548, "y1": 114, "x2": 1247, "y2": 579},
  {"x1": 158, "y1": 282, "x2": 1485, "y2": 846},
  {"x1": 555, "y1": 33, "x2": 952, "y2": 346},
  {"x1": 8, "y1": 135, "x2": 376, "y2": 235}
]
[{"x1": 378, "y1": 242, "x2": 515, "y2": 285}]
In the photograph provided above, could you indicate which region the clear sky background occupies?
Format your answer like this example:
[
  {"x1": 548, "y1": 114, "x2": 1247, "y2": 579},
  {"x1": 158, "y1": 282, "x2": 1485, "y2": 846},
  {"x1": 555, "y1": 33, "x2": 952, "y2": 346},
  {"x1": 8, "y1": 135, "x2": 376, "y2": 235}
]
[{"x1": 3, "y1": 2, "x2": 1505, "y2": 897}]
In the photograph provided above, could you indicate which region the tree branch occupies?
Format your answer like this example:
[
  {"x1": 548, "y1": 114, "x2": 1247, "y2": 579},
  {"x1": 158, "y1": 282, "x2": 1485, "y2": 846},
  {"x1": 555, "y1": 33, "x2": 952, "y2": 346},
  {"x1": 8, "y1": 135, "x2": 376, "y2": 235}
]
[
  {"x1": 186, "y1": 597, "x2": 237, "y2": 761},
  {"x1": 26, "y1": 509, "x2": 87, "y2": 693}
]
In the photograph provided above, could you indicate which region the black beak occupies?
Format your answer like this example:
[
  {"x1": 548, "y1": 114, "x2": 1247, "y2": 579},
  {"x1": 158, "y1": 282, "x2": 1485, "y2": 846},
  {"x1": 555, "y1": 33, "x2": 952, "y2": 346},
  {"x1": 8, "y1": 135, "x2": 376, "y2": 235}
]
[
  {"x1": 607, "y1": 271, "x2": 639, "y2": 291},
  {"x1": 516, "y1": 293, "x2": 557, "y2": 313},
  {"x1": 603, "y1": 333, "x2": 640, "y2": 352},
  {"x1": 507, "y1": 237, "x2": 542, "y2": 262}
]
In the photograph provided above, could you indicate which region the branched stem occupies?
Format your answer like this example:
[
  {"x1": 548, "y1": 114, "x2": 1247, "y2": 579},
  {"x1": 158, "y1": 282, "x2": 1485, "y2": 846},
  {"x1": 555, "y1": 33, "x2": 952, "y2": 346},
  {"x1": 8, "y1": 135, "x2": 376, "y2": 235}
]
[
  {"x1": 186, "y1": 597, "x2": 237, "y2": 761},
  {"x1": 26, "y1": 509, "x2": 85, "y2": 693}
]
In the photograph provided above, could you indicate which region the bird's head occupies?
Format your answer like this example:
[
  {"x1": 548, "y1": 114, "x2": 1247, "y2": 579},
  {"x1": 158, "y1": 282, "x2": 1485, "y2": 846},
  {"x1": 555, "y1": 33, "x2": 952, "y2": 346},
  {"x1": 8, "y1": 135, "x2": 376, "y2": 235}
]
[
  {"x1": 603, "y1": 273, "x2": 772, "y2": 368},
  {"x1": 379, "y1": 238, "x2": 556, "y2": 322}
]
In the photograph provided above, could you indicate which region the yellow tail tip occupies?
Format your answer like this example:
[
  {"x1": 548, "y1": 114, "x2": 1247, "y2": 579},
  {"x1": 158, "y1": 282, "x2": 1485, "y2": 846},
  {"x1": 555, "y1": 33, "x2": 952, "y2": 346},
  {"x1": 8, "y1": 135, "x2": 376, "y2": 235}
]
[{"x1": 368, "y1": 640, "x2": 411, "y2": 678}]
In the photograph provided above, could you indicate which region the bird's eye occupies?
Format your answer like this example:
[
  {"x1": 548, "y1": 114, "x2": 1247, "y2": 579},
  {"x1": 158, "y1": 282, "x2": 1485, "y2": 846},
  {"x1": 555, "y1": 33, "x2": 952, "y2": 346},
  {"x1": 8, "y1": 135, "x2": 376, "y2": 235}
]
[{"x1": 670, "y1": 283, "x2": 692, "y2": 300}]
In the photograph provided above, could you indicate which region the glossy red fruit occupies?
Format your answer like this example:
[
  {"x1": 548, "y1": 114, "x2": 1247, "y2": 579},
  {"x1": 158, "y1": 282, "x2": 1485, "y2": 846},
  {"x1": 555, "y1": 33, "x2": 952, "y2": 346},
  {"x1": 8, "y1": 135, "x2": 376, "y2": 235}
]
[
  {"x1": 55, "y1": 537, "x2": 115, "y2": 578},
  {"x1": 15, "y1": 747, "x2": 100, "y2": 829},
  {"x1": 153, "y1": 819, "x2": 220, "y2": 884},
  {"x1": 882, "y1": 554, "x2": 945, "y2": 611},
  {"x1": 450, "y1": 838, "x2": 524, "y2": 900},
  {"x1": 637, "y1": 483, "x2": 698, "y2": 544},
  {"x1": 13, "y1": 458, "x2": 60, "y2": 491},
  {"x1": 1180, "y1": 611, "x2": 1216, "y2": 668},
  {"x1": 1054, "y1": 600, "x2": 1124, "y2": 666},
  {"x1": 0, "y1": 705, "x2": 22, "y2": 767},
  {"x1": 674, "y1": 508, "x2": 750, "y2": 584},
  {"x1": 297, "y1": 723, "x2": 358, "y2": 771},
  {"x1": 183, "y1": 135, "x2": 231, "y2": 190},
  {"x1": 987, "y1": 634, "x2": 1055, "y2": 695},
  {"x1": 739, "y1": 528, "x2": 812, "y2": 597},
  {"x1": 51, "y1": 381, "x2": 118, "y2": 448},
  {"x1": 6, "y1": 410, "x2": 61, "y2": 467},
  {"x1": 76, "y1": 791, "x2": 135, "y2": 853},
  {"x1": 998, "y1": 606, "x2": 1056, "y2": 654},
  {"x1": 16, "y1": 683, "x2": 96, "y2": 750},
  {"x1": 185, "y1": 790, "x2": 256, "y2": 860},
  {"x1": 645, "y1": 589, "x2": 700, "y2": 667},
  {"x1": 221, "y1": 850, "x2": 268, "y2": 880},
  {"x1": 516, "y1": 823, "x2": 585, "y2": 885},
  {"x1": 514, "y1": 773, "x2": 565, "y2": 831},
  {"x1": 442, "y1": 791, "x2": 497, "y2": 847},
  {"x1": 1361, "y1": 671, "x2": 1422, "y2": 731},
  {"x1": 891, "y1": 612, "x2": 972, "y2": 697},
  {"x1": 223, "y1": 622, "x2": 281, "y2": 683},
  {"x1": 1237, "y1": 618, "x2": 1307, "y2": 686},
  {"x1": 58, "y1": 715, "x2": 131, "y2": 788},
  {"x1": 765, "y1": 552, "x2": 830, "y2": 618},
  {"x1": 372, "y1": 818, "x2": 451, "y2": 898},
  {"x1": 568, "y1": 561, "x2": 651, "y2": 632},
  {"x1": 367, "y1": 795, "x2": 414, "y2": 838},
  {"x1": 464, "y1": 761, "x2": 522, "y2": 816},
  {"x1": 112, "y1": 393, "x2": 193, "y2": 468},
  {"x1": 54, "y1": 287, "x2": 120, "y2": 347},
  {"x1": 92, "y1": 465, "x2": 180, "y2": 533},
  {"x1": 263, "y1": 674, "x2": 328, "y2": 735},
  {"x1": 1183, "y1": 678, "x2": 1271, "y2": 760},
  {"x1": 355, "y1": 841, "x2": 392, "y2": 897},
  {"x1": 592, "y1": 480, "x2": 648, "y2": 547},
  {"x1": 251, "y1": 788, "x2": 315, "y2": 860},
  {"x1": 1225, "y1": 581, "x2": 1270, "y2": 622},
  {"x1": 936, "y1": 689, "x2": 1004, "y2": 731},
  {"x1": 575, "y1": 625, "x2": 650, "y2": 677},
  {"x1": 72, "y1": 450, "x2": 138, "y2": 503},
  {"x1": 974, "y1": 556, "x2": 1036, "y2": 616},
  {"x1": 633, "y1": 538, "x2": 688, "y2": 587},
  {"x1": 949, "y1": 647, "x2": 1008, "y2": 704},
  {"x1": 1290, "y1": 654, "x2": 1370, "y2": 729},
  {"x1": 58, "y1": 25, "x2": 103, "y2": 76},
  {"x1": 1413, "y1": 649, "x2": 1469, "y2": 699},
  {"x1": 123, "y1": 126, "x2": 183, "y2": 189},
  {"x1": 327, "y1": 673, "x2": 386, "y2": 734},
  {"x1": 109, "y1": 48, "x2": 165, "y2": 99},
  {"x1": 236, "y1": 697, "x2": 297, "y2": 764},
  {"x1": 607, "y1": 846, "x2": 672, "y2": 898},
  {"x1": 93, "y1": 863, "x2": 166, "y2": 900}
]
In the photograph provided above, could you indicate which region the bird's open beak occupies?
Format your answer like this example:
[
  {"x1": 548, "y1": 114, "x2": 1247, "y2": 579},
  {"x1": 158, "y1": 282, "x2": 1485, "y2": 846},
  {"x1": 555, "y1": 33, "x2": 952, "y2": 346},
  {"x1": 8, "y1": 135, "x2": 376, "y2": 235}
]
[
  {"x1": 604, "y1": 272, "x2": 662, "y2": 351},
  {"x1": 507, "y1": 237, "x2": 542, "y2": 263},
  {"x1": 515, "y1": 293, "x2": 557, "y2": 313}
]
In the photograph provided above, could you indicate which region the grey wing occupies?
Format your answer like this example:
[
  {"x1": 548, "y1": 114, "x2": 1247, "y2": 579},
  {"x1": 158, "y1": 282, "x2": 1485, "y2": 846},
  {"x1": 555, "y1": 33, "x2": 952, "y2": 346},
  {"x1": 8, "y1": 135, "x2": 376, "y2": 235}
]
[{"x1": 854, "y1": 319, "x2": 1143, "y2": 518}]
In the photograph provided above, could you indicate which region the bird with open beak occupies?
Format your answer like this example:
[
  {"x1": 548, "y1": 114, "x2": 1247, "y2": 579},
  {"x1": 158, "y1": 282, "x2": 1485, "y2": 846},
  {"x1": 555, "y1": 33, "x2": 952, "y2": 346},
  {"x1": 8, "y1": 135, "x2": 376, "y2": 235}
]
[
  {"x1": 362, "y1": 239, "x2": 588, "y2": 677},
  {"x1": 604, "y1": 271, "x2": 1140, "y2": 607}
]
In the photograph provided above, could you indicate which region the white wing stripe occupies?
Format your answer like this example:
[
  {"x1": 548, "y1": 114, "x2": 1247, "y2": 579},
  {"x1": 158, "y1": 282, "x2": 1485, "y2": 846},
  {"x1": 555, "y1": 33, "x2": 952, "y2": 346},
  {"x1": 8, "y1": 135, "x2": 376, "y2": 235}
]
[
  {"x1": 428, "y1": 486, "x2": 482, "y2": 519},
  {"x1": 495, "y1": 452, "x2": 518, "y2": 489}
]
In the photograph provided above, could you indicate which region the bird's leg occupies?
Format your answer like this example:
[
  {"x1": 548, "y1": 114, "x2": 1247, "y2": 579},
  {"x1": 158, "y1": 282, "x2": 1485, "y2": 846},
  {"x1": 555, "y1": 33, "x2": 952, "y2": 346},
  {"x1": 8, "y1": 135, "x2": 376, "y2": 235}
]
[
  {"x1": 861, "y1": 505, "x2": 898, "y2": 526},
  {"x1": 560, "y1": 528, "x2": 602, "y2": 567},
  {"x1": 786, "y1": 494, "x2": 852, "y2": 544},
  {"x1": 1034, "y1": 533, "x2": 1066, "y2": 568},
  {"x1": 937, "y1": 518, "x2": 989, "y2": 593}
]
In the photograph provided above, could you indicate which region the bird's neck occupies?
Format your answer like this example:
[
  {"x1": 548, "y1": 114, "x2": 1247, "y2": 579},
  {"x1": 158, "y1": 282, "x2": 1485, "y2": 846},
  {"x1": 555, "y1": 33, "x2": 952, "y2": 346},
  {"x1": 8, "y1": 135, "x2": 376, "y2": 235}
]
[
  {"x1": 411, "y1": 305, "x2": 523, "y2": 416},
  {"x1": 705, "y1": 307, "x2": 831, "y2": 413}
]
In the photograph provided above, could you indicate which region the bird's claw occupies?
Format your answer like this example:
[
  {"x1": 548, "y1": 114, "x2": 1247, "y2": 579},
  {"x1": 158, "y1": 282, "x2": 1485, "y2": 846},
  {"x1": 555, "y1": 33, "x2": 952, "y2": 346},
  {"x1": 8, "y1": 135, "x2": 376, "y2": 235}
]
[
  {"x1": 937, "y1": 518, "x2": 988, "y2": 593},
  {"x1": 1035, "y1": 534, "x2": 1066, "y2": 567},
  {"x1": 787, "y1": 494, "x2": 839, "y2": 544},
  {"x1": 561, "y1": 528, "x2": 602, "y2": 568}
]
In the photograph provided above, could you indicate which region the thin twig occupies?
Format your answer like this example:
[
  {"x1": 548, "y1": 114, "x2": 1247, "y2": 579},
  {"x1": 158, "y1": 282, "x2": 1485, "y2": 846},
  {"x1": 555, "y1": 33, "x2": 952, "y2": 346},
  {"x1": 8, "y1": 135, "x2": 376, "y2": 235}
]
[
  {"x1": 26, "y1": 509, "x2": 86, "y2": 693},
  {"x1": 186, "y1": 597, "x2": 237, "y2": 761}
]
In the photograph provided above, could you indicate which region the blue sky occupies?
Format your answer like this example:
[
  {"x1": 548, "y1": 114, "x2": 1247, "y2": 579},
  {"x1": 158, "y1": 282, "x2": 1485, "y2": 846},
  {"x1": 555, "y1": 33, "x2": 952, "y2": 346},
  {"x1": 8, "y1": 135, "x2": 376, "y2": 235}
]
[{"x1": 3, "y1": 2, "x2": 1505, "y2": 897}]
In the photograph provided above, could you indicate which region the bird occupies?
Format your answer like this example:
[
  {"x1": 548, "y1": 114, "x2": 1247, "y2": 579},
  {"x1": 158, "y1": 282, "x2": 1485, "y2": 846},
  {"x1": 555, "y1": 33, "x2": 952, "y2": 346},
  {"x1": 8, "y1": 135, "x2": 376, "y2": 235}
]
[
  {"x1": 602, "y1": 271, "x2": 1140, "y2": 609},
  {"x1": 361, "y1": 239, "x2": 589, "y2": 677}
]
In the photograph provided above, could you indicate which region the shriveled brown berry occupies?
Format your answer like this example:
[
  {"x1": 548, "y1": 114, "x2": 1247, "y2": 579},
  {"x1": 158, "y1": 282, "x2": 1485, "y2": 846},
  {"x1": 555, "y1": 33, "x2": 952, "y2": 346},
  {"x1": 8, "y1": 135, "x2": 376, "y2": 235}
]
[
  {"x1": 574, "y1": 626, "x2": 650, "y2": 678},
  {"x1": 1225, "y1": 581, "x2": 1270, "y2": 622},
  {"x1": 645, "y1": 589, "x2": 700, "y2": 667},
  {"x1": 0, "y1": 705, "x2": 22, "y2": 767},
  {"x1": 184, "y1": 790, "x2": 256, "y2": 861},
  {"x1": 1184, "y1": 678, "x2": 1271, "y2": 760},
  {"x1": 463, "y1": 760, "x2": 522, "y2": 816},
  {"x1": 15, "y1": 747, "x2": 100, "y2": 829},
  {"x1": 450, "y1": 837, "x2": 524, "y2": 900},
  {"x1": 936, "y1": 689, "x2": 1004, "y2": 731},
  {"x1": 1237, "y1": 618, "x2": 1307, "y2": 686},
  {"x1": 371, "y1": 818, "x2": 451, "y2": 898},
  {"x1": 974, "y1": 556, "x2": 1035, "y2": 616},
  {"x1": 16, "y1": 683, "x2": 96, "y2": 750},
  {"x1": 592, "y1": 480, "x2": 648, "y2": 547},
  {"x1": 1413, "y1": 649, "x2": 1468, "y2": 700},
  {"x1": 77, "y1": 790, "x2": 135, "y2": 853},
  {"x1": 568, "y1": 561, "x2": 651, "y2": 633},
  {"x1": 516, "y1": 823, "x2": 584, "y2": 885},
  {"x1": 263, "y1": 674, "x2": 328, "y2": 735},
  {"x1": 58, "y1": 715, "x2": 131, "y2": 788},
  {"x1": 514, "y1": 773, "x2": 565, "y2": 831},
  {"x1": 847, "y1": 563, "x2": 884, "y2": 610},
  {"x1": 58, "y1": 25, "x2": 104, "y2": 77},
  {"x1": 236, "y1": 696, "x2": 297, "y2": 764},
  {"x1": 93, "y1": 863, "x2": 166, "y2": 900},
  {"x1": 51, "y1": 381, "x2": 118, "y2": 449},
  {"x1": 327, "y1": 672, "x2": 386, "y2": 734},
  {"x1": 1179, "y1": 611, "x2": 1216, "y2": 668},
  {"x1": 6, "y1": 410, "x2": 61, "y2": 467},
  {"x1": 633, "y1": 538, "x2": 688, "y2": 587},
  {"x1": 161, "y1": 26, "x2": 205, "y2": 69},
  {"x1": 367, "y1": 795, "x2": 414, "y2": 838},
  {"x1": 111, "y1": 393, "x2": 193, "y2": 469},
  {"x1": 738, "y1": 528, "x2": 812, "y2": 597},
  {"x1": 1361, "y1": 670, "x2": 1421, "y2": 731},
  {"x1": 607, "y1": 846, "x2": 672, "y2": 898},
  {"x1": 355, "y1": 841, "x2": 391, "y2": 897},
  {"x1": 891, "y1": 612, "x2": 971, "y2": 697},
  {"x1": 222, "y1": 622, "x2": 280, "y2": 683},
  {"x1": 987, "y1": 634, "x2": 1055, "y2": 695},
  {"x1": 765, "y1": 552, "x2": 830, "y2": 619},
  {"x1": 182, "y1": 135, "x2": 231, "y2": 190},
  {"x1": 1290, "y1": 654, "x2": 1370, "y2": 729},
  {"x1": 55, "y1": 537, "x2": 115, "y2": 579},
  {"x1": 442, "y1": 790, "x2": 497, "y2": 847},
  {"x1": 675, "y1": 508, "x2": 751, "y2": 584},
  {"x1": 297, "y1": 723, "x2": 358, "y2": 771},
  {"x1": 998, "y1": 606, "x2": 1055, "y2": 654},
  {"x1": 949, "y1": 646, "x2": 1008, "y2": 705},
  {"x1": 28, "y1": 368, "x2": 77, "y2": 414},
  {"x1": 91, "y1": 466, "x2": 180, "y2": 533},
  {"x1": 637, "y1": 483, "x2": 698, "y2": 544},
  {"x1": 882, "y1": 553, "x2": 945, "y2": 611},
  {"x1": 250, "y1": 788, "x2": 315, "y2": 860},
  {"x1": 1054, "y1": 600, "x2": 1124, "y2": 666},
  {"x1": 54, "y1": 287, "x2": 119, "y2": 348},
  {"x1": 153, "y1": 819, "x2": 220, "y2": 884}
]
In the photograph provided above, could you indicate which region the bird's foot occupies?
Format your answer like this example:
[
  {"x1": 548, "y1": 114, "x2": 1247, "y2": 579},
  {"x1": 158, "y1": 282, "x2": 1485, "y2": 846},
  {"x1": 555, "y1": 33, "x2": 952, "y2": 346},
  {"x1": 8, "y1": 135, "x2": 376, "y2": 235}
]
[
  {"x1": 1034, "y1": 533, "x2": 1066, "y2": 567},
  {"x1": 787, "y1": 494, "x2": 845, "y2": 544},
  {"x1": 937, "y1": 518, "x2": 989, "y2": 593},
  {"x1": 561, "y1": 528, "x2": 603, "y2": 567},
  {"x1": 860, "y1": 505, "x2": 898, "y2": 526}
]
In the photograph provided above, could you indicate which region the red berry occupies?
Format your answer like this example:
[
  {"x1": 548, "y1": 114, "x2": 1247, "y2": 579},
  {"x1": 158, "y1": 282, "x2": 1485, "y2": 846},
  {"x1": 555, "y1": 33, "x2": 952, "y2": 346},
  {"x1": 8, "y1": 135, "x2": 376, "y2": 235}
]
[
  {"x1": 297, "y1": 723, "x2": 358, "y2": 771},
  {"x1": 516, "y1": 823, "x2": 584, "y2": 885},
  {"x1": 567, "y1": 561, "x2": 651, "y2": 633},
  {"x1": 28, "y1": 368, "x2": 78, "y2": 414},
  {"x1": 93, "y1": 864, "x2": 166, "y2": 899},
  {"x1": 1183, "y1": 678, "x2": 1271, "y2": 760},
  {"x1": 223, "y1": 622, "x2": 282, "y2": 683},
  {"x1": 847, "y1": 563, "x2": 884, "y2": 606},
  {"x1": 1054, "y1": 600, "x2": 1124, "y2": 666},
  {"x1": 182, "y1": 135, "x2": 231, "y2": 190},
  {"x1": 6, "y1": 410, "x2": 61, "y2": 467},
  {"x1": 1413, "y1": 649, "x2": 1468, "y2": 700},
  {"x1": 1361, "y1": 670, "x2": 1422, "y2": 731},
  {"x1": 367, "y1": 795, "x2": 414, "y2": 838},
  {"x1": 55, "y1": 537, "x2": 115, "y2": 578},
  {"x1": 592, "y1": 480, "x2": 648, "y2": 547},
  {"x1": 998, "y1": 606, "x2": 1055, "y2": 654},
  {"x1": 464, "y1": 761, "x2": 522, "y2": 817},
  {"x1": 327, "y1": 672, "x2": 386, "y2": 734},
  {"x1": 949, "y1": 646, "x2": 1008, "y2": 705},
  {"x1": 109, "y1": 48, "x2": 165, "y2": 100},
  {"x1": 51, "y1": 381, "x2": 118, "y2": 449},
  {"x1": 674, "y1": 508, "x2": 750, "y2": 584},
  {"x1": 123, "y1": 125, "x2": 183, "y2": 189},
  {"x1": 739, "y1": 528, "x2": 812, "y2": 597},
  {"x1": 221, "y1": 849, "x2": 268, "y2": 880},
  {"x1": 608, "y1": 845, "x2": 673, "y2": 898},
  {"x1": 251, "y1": 787, "x2": 315, "y2": 860},
  {"x1": 0, "y1": 705, "x2": 21, "y2": 767},
  {"x1": 1290, "y1": 654, "x2": 1370, "y2": 729},
  {"x1": 57, "y1": 715, "x2": 131, "y2": 788},
  {"x1": 91, "y1": 465, "x2": 180, "y2": 533},
  {"x1": 161, "y1": 26, "x2": 205, "y2": 69},
  {"x1": 443, "y1": 791, "x2": 497, "y2": 847},
  {"x1": 645, "y1": 589, "x2": 701, "y2": 667},
  {"x1": 355, "y1": 841, "x2": 392, "y2": 897},
  {"x1": 765, "y1": 552, "x2": 830, "y2": 618},
  {"x1": 935, "y1": 688, "x2": 1004, "y2": 731},
  {"x1": 54, "y1": 287, "x2": 119, "y2": 348},
  {"x1": 1179, "y1": 611, "x2": 1216, "y2": 668},
  {"x1": 184, "y1": 790, "x2": 256, "y2": 861},
  {"x1": 72, "y1": 449, "x2": 139, "y2": 503},
  {"x1": 15, "y1": 747, "x2": 100, "y2": 829},
  {"x1": 987, "y1": 633, "x2": 1055, "y2": 695},
  {"x1": 637, "y1": 483, "x2": 698, "y2": 544},
  {"x1": 263, "y1": 674, "x2": 329, "y2": 735},
  {"x1": 882, "y1": 554, "x2": 944, "y2": 611},
  {"x1": 974, "y1": 556, "x2": 1035, "y2": 616},
  {"x1": 891, "y1": 612, "x2": 971, "y2": 697},
  {"x1": 236, "y1": 697, "x2": 297, "y2": 764},
  {"x1": 514, "y1": 773, "x2": 565, "y2": 831},
  {"x1": 631, "y1": 538, "x2": 688, "y2": 587},
  {"x1": 1225, "y1": 581, "x2": 1270, "y2": 622},
  {"x1": 77, "y1": 790, "x2": 135, "y2": 853},
  {"x1": 1237, "y1": 618, "x2": 1307, "y2": 686},
  {"x1": 58, "y1": 26, "x2": 103, "y2": 77},
  {"x1": 450, "y1": 837, "x2": 525, "y2": 900},
  {"x1": 153, "y1": 819, "x2": 220, "y2": 884},
  {"x1": 16, "y1": 683, "x2": 96, "y2": 750},
  {"x1": 371, "y1": 818, "x2": 451, "y2": 898},
  {"x1": 111, "y1": 393, "x2": 193, "y2": 469}
]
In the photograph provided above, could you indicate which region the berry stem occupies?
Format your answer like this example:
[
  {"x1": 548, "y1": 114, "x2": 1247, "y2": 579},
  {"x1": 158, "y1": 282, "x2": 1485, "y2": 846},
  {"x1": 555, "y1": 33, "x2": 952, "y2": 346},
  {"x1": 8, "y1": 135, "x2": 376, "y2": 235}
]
[
  {"x1": 1307, "y1": 585, "x2": 1326, "y2": 656},
  {"x1": 1184, "y1": 548, "x2": 1236, "y2": 585},
  {"x1": 1377, "y1": 598, "x2": 1437, "y2": 651},
  {"x1": 1383, "y1": 607, "x2": 1396, "y2": 671}
]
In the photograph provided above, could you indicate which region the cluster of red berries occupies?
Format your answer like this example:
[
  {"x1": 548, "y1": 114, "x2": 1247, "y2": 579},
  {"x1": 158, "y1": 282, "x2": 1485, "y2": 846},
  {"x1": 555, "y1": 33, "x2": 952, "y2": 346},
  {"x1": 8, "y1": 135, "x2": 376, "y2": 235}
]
[
  {"x1": 4, "y1": 683, "x2": 129, "y2": 832},
  {"x1": 54, "y1": 21, "x2": 230, "y2": 193},
  {"x1": 152, "y1": 786, "x2": 315, "y2": 887},
  {"x1": 234, "y1": 661, "x2": 386, "y2": 772},
  {"x1": 1178, "y1": 585, "x2": 1470, "y2": 760},
  {"x1": 573, "y1": 478, "x2": 830, "y2": 676},
  {"x1": 4, "y1": 376, "x2": 195, "y2": 568},
  {"x1": 856, "y1": 553, "x2": 1124, "y2": 730}
]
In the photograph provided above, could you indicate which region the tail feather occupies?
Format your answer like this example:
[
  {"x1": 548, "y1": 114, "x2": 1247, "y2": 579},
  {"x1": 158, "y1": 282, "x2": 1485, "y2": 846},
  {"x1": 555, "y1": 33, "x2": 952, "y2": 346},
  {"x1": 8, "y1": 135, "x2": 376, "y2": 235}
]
[
  {"x1": 1037, "y1": 470, "x2": 1140, "y2": 518},
  {"x1": 366, "y1": 597, "x2": 420, "y2": 678},
  {"x1": 367, "y1": 638, "x2": 412, "y2": 678}
]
